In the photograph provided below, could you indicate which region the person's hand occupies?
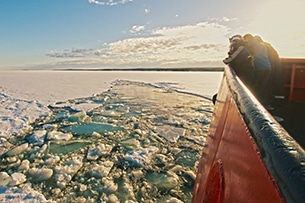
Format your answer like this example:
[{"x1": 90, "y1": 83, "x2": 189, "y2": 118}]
[{"x1": 223, "y1": 57, "x2": 231, "y2": 64}]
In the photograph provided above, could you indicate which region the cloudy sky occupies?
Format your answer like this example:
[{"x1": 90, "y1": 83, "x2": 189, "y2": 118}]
[{"x1": 1, "y1": 0, "x2": 305, "y2": 70}]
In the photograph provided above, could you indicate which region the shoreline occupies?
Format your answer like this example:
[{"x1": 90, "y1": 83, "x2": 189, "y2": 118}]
[{"x1": 15, "y1": 67, "x2": 224, "y2": 72}]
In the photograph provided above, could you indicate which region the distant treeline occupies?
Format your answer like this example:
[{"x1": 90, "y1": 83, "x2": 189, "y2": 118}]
[{"x1": 55, "y1": 67, "x2": 224, "y2": 72}]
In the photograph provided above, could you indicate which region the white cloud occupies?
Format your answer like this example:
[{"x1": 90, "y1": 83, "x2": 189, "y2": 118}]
[
  {"x1": 46, "y1": 21, "x2": 230, "y2": 68},
  {"x1": 88, "y1": 0, "x2": 133, "y2": 6},
  {"x1": 46, "y1": 48, "x2": 105, "y2": 58},
  {"x1": 130, "y1": 25, "x2": 145, "y2": 34},
  {"x1": 221, "y1": 17, "x2": 236, "y2": 22},
  {"x1": 144, "y1": 8, "x2": 150, "y2": 14}
]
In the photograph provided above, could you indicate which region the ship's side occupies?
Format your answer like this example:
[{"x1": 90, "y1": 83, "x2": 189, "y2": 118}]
[{"x1": 192, "y1": 60, "x2": 305, "y2": 203}]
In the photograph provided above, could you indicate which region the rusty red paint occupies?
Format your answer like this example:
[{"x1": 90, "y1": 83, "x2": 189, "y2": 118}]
[
  {"x1": 204, "y1": 159, "x2": 224, "y2": 203},
  {"x1": 192, "y1": 74, "x2": 284, "y2": 203}
]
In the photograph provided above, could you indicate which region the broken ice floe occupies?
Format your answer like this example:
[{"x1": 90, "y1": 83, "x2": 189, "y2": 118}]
[
  {"x1": 87, "y1": 143, "x2": 113, "y2": 161},
  {"x1": 28, "y1": 168, "x2": 53, "y2": 182},
  {"x1": 125, "y1": 146, "x2": 158, "y2": 167},
  {"x1": 0, "y1": 186, "x2": 53, "y2": 203},
  {"x1": 0, "y1": 80, "x2": 213, "y2": 202}
]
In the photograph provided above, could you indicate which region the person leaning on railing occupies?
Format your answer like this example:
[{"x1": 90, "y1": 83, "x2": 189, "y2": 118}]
[
  {"x1": 243, "y1": 33, "x2": 273, "y2": 109},
  {"x1": 223, "y1": 34, "x2": 254, "y2": 90}
]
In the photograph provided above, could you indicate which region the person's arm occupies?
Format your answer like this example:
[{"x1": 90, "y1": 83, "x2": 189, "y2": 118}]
[{"x1": 223, "y1": 46, "x2": 244, "y2": 64}]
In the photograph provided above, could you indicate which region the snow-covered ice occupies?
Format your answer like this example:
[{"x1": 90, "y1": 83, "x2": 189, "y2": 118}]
[
  {"x1": 0, "y1": 71, "x2": 221, "y2": 138},
  {"x1": 0, "y1": 70, "x2": 222, "y2": 202}
]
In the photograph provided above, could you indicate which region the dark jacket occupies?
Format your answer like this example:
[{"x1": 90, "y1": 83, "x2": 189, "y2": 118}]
[
  {"x1": 246, "y1": 39, "x2": 271, "y2": 71},
  {"x1": 223, "y1": 40, "x2": 253, "y2": 76}
]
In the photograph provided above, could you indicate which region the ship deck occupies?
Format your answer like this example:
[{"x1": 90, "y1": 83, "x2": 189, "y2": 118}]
[
  {"x1": 269, "y1": 98, "x2": 305, "y2": 150},
  {"x1": 268, "y1": 58, "x2": 305, "y2": 150}
]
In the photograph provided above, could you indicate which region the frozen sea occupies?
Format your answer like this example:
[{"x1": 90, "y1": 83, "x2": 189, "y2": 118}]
[{"x1": 0, "y1": 70, "x2": 222, "y2": 202}]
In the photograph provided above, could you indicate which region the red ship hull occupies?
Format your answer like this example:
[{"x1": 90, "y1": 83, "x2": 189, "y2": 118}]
[{"x1": 192, "y1": 59, "x2": 305, "y2": 203}]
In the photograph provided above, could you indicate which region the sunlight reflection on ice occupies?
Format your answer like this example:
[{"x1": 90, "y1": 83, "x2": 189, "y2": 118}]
[{"x1": 0, "y1": 80, "x2": 214, "y2": 202}]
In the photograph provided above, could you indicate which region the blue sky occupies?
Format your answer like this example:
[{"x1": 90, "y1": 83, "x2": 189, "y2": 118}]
[{"x1": 1, "y1": 0, "x2": 305, "y2": 69}]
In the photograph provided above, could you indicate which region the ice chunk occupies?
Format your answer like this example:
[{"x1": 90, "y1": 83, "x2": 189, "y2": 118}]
[
  {"x1": 175, "y1": 150, "x2": 199, "y2": 167},
  {"x1": 18, "y1": 160, "x2": 30, "y2": 172},
  {"x1": 28, "y1": 168, "x2": 53, "y2": 182},
  {"x1": 101, "y1": 110, "x2": 123, "y2": 117},
  {"x1": 125, "y1": 146, "x2": 158, "y2": 166},
  {"x1": 184, "y1": 170, "x2": 197, "y2": 181},
  {"x1": 153, "y1": 125, "x2": 185, "y2": 143},
  {"x1": 79, "y1": 183, "x2": 87, "y2": 192},
  {"x1": 68, "y1": 111, "x2": 89, "y2": 122},
  {"x1": 89, "y1": 161, "x2": 114, "y2": 178},
  {"x1": 106, "y1": 194, "x2": 119, "y2": 203},
  {"x1": 6, "y1": 143, "x2": 29, "y2": 157},
  {"x1": 6, "y1": 156, "x2": 17, "y2": 163},
  {"x1": 0, "y1": 138, "x2": 12, "y2": 156},
  {"x1": 54, "y1": 157, "x2": 83, "y2": 189},
  {"x1": 47, "y1": 131, "x2": 73, "y2": 141},
  {"x1": 145, "y1": 171, "x2": 179, "y2": 191},
  {"x1": 72, "y1": 103, "x2": 100, "y2": 112},
  {"x1": 45, "y1": 155, "x2": 61, "y2": 165},
  {"x1": 166, "y1": 197, "x2": 184, "y2": 203},
  {"x1": 9, "y1": 172, "x2": 26, "y2": 186},
  {"x1": 86, "y1": 143, "x2": 113, "y2": 161},
  {"x1": 120, "y1": 138, "x2": 141, "y2": 150},
  {"x1": 102, "y1": 177, "x2": 118, "y2": 192},
  {"x1": 0, "y1": 172, "x2": 11, "y2": 186},
  {"x1": 0, "y1": 186, "x2": 51, "y2": 203},
  {"x1": 28, "y1": 130, "x2": 47, "y2": 146}
]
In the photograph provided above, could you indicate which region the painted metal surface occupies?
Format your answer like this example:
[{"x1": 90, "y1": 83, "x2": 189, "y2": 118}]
[
  {"x1": 192, "y1": 64, "x2": 305, "y2": 203},
  {"x1": 281, "y1": 58, "x2": 305, "y2": 102}
]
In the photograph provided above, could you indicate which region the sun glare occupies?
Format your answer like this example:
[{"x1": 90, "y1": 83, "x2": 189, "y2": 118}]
[{"x1": 251, "y1": 0, "x2": 305, "y2": 57}]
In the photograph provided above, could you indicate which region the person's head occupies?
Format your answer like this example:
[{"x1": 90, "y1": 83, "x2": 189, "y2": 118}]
[
  {"x1": 243, "y1": 34, "x2": 253, "y2": 42},
  {"x1": 229, "y1": 34, "x2": 242, "y2": 43},
  {"x1": 254, "y1": 35, "x2": 263, "y2": 43}
]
